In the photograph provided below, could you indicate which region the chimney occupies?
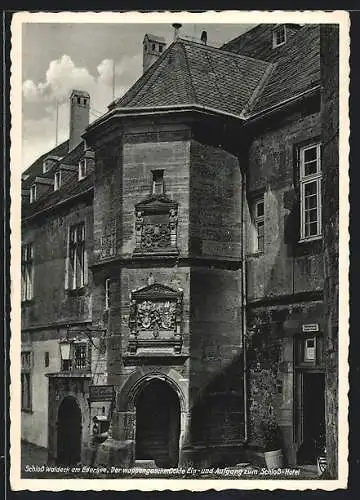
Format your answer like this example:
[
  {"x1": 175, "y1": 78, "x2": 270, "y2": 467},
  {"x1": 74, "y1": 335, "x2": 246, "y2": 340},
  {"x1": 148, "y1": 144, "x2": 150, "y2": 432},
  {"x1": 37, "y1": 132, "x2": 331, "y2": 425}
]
[
  {"x1": 172, "y1": 23, "x2": 182, "y2": 41},
  {"x1": 69, "y1": 89, "x2": 90, "y2": 151},
  {"x1": 143, "y1": 34, "x2": 167, "y2": 73},
  {"x1": 201, "y1": 31, "x2": 207, "y2": 45}
]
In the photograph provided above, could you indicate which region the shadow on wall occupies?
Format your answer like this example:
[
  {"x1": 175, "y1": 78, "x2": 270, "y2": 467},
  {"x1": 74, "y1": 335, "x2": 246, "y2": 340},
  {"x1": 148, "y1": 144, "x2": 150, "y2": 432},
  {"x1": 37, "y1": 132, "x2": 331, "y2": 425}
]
[{"x1": 189, "y1": 354, "x2": 245, "y2": 467}]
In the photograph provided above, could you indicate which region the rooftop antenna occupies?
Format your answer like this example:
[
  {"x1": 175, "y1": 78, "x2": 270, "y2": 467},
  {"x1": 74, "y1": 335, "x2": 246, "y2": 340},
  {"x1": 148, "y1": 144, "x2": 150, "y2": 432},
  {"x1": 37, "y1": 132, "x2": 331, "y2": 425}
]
[
  {"x1": 55, "y1": 101, "x2": 59, "y2": 146},
  {"x1": 112, "y1": 59, "x2": 116, "y2": 100}
]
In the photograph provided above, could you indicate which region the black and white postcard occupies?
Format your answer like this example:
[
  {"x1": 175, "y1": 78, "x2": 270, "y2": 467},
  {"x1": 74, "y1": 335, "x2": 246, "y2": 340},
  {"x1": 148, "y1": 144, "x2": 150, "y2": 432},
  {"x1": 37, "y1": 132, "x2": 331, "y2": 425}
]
[{"x1": 10, "y1": 10, "x2": 350, "y2": 491}]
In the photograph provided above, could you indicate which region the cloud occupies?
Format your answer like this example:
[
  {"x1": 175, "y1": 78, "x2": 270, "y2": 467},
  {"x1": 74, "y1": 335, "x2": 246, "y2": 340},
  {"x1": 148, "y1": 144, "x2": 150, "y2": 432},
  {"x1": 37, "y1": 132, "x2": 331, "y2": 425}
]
[{"x1": 22, "y1": 53, "x2": 142, "y2": 169}]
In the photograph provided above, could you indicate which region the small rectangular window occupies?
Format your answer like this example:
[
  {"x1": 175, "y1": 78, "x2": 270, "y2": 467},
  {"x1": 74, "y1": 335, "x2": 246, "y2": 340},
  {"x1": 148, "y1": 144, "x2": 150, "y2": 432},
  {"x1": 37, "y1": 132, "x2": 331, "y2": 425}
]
[
  {"x1": 44, "y1": 351, "x2": 49, "y2": 368},
  {"x1": 152, "y1": 170, "x2": 164, "y2": 195},
  {"x1": 68, "y1": 223, "x2": 85, "y2": 290},
  {"x1": 54, "y1": 171, "x2": 61, "y2": 191},
  {"x1": 29, "y1": 184, "x2": 37, "y2": 203},
  {"x1": 78, "y1": 159, "x2": 87, "y2": 180},
  {"x1": 61, "y1": 342, "x2": 90, "y2": 372},
  {"x1": 43, "y1": 160, "x2": 50, "y2": 174},
  {"x1": 299, "y1": 143, "x2": 322, "y2": 240},
  {"x1": 273, "y1": 25, "x2": 286, "y2": 48},
  {"x1": 304, "y1": 337, "x2": 316, "y2": 362},
  {"x1": 21, "y1": 243, "x2": 34, "y2": 301},
  {"x1": 252, "y1": 197, "x2": 265, "y2": 253},
  {"x1": 73, "y1": 343, "x2": 88, "y2": 370},
  {"x1": 21, "y1": 351, "x2": 32, "y2": 411},
  {"x1": 105, "y1": 278, "x2": 111, "y2": 310}
]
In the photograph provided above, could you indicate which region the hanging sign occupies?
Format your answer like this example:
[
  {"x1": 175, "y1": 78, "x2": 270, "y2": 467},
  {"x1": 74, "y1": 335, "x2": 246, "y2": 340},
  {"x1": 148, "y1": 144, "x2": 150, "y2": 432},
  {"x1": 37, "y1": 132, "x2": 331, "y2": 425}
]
[
  {"x1": 302, "y1": 323, "x2": 319, "y2": 333},
  {"x1": 89, "y1": 385, "x2": 114, "y2": 402}
]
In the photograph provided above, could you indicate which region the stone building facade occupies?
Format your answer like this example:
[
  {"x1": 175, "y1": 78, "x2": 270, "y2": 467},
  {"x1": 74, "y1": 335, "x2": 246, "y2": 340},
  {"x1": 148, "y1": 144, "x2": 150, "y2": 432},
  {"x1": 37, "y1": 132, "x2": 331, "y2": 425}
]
[{"x1": 21, "y1": 25, "x2": 339, "y2": 474}]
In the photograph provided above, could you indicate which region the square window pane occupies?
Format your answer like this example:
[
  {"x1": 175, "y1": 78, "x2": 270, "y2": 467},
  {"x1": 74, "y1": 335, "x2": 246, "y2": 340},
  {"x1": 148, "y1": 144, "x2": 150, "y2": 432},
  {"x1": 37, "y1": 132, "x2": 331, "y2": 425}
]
[
  {"x1": 256, "y1": 201, "x2": 264, "y2": 217},
  {"x1": 305, "y1": 194, "x2": 317, "y2": 209},
  {"x1": 304, "y1": 161, "x2": 318, "y2": 176},
  {"x1": 304, "y1": 147, "x2": 317, "y2": 163},
  {"x1": 304, "y1": 181, "x2": 317, "y2": 196}
]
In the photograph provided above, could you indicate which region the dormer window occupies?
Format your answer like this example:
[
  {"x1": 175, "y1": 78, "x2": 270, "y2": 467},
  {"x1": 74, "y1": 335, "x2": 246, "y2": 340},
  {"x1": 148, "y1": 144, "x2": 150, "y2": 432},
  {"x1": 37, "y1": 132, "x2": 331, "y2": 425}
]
[
  {"x1": 43, "y1": 159, "x2": 50, "y2": 174},
  {"x1": 54, "y1": 171, "x2": 61, "y2": 191},
  {"x1": 78, "y1": 159, "x2": 87, "y2": 180},
  {"x1": 29, "y1": 184, "x2": 37, "y2": 203},
  {"x1": 273, "y1": 25, "x2": 286, "y2": 48},
  {"x1": 152, "y1": 170, "x2": 164, "y2": 195}
]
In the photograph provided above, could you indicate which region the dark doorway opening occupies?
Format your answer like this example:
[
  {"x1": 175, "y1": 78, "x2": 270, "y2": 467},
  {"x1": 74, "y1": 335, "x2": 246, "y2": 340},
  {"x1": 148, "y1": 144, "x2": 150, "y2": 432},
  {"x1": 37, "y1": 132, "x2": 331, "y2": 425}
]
[
  {"x1": 57, "y1": 397, "x2": 82, "y2": 465},
  {"x1": 135, "y1": 379, "x2": 180, "y2": 468},
  {"x1": 298, "y1": 372, "x2": 325, "y2": 464}
]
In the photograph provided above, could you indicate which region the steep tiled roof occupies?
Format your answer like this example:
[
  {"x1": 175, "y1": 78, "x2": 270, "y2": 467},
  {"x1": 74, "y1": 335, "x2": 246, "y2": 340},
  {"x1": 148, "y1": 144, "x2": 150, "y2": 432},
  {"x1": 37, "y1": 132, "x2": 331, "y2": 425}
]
[
  {"x1": 247, "y1": 25, "x2": 320, "y2": 116},
  {"x1": 22, "y1": 172, "x2": 93, "y2": 219},
  {"x1": 112, "y1": 38, "x2": 273, "y2": 117},
  {"x1": 221, "y1": 24, "x2": 301, "y2": 62},
  {"x1": 22, "y1": 140, "x2": 90, "y2": 219},
  {"x1": 22, "y1": 140, "x2": 69, "y2": 190}
]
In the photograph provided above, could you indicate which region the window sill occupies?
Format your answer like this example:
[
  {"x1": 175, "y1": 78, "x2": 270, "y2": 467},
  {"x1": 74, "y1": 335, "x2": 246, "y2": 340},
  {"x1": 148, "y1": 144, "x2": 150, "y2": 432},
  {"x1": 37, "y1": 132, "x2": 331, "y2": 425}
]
[
  {"x1": 66, "y1": 287, "x2": 86, "y2": 297},
  {"x1": 298, "y1": 235, "x2": 322, "y2": 244},
  {"x1": 21, "y1": 408, "x2": 33, "y2": 414},
  {"x1": 21, "y1": 299, "x2": 34, "y2": 306},
  {"x1": 247, "y1": 251, "x2": 264, "y2": 258}
]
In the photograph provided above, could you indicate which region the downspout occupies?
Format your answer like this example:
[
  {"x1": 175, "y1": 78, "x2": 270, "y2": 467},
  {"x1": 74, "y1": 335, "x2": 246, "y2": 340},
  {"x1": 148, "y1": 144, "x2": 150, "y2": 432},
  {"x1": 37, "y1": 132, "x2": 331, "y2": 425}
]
[{"x1": 241, "y1": 167, "x2": 249, "y2": 444}]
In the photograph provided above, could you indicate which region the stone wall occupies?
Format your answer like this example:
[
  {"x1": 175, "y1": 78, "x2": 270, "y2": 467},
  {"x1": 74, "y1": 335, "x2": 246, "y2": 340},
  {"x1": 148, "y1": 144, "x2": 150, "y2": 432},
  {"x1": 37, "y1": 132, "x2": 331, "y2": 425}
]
[
  {"x1": 246, "y1": 111, "x2": 323, "y2": 301},
  {"x1": 21, "y1": 198, "x2": 93, "y2": 329},
  {"x1": 321, "y1": 24, "x2": 339, "y2": 479}
]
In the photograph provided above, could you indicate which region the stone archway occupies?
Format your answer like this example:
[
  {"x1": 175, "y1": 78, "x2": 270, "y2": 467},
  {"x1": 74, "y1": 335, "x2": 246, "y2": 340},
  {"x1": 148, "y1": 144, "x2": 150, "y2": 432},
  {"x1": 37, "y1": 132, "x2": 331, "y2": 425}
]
[
  {"x1": 56, "y1": 396, "x2": 82, "y2": 465},
  {"x1": 134, "y1": 378, "x2": 180, "y2": 467}
]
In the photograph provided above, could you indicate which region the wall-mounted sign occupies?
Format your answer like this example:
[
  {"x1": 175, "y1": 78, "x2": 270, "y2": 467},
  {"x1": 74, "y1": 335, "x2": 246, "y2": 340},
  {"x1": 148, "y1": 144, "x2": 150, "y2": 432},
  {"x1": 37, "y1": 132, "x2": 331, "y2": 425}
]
[
  {"x1": 89, "y1": 385, "x2": 114, "y2": 402},
  {"x1": 302, "y1": 323, "x2": 319, "y2": 333}
]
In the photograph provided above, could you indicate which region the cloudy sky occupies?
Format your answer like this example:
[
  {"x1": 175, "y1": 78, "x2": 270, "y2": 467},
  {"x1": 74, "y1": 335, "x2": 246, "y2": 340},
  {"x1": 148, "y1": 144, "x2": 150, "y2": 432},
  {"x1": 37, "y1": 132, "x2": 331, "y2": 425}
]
[{"x1": 21, "y1": 22, "x2": 254, "y2": 171}]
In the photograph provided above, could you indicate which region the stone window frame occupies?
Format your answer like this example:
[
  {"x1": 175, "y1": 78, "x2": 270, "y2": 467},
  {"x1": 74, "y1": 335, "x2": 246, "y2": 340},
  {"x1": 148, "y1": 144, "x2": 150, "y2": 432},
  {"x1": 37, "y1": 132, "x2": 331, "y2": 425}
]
[
  {"x1": 78, "y1": 158, "x2": 87, "y2": 181},
  {"x1": 105, "y1": 278, "x2": 111, "y2": 310},
  {"x1": 21, "y1": 350, "x2": 32, "y2": 411},
  {"x1": 65, "y1": 222, "x2": 87, "y2": 291},
  {"x1": 21, "y1": 242, "x2": 34, "y2": 302},
  {"x1": 54, "y1": 170, "x2": 61, "y2": 191},
  {"x1": 253, "y1": 196, "x2": 265, "y2": 253},
  {"x1": 152, "y1": 169, "x2": 164, "y2": 195},
  {"x1": 272, "y1": 25, "x2": 287, "y2": 48},
  {"x1": 29, "y1": 184, "x2": 37, "y2": 203},
  {"x1": 298, "y1": 142, "x2": 322, "y2": 241}
]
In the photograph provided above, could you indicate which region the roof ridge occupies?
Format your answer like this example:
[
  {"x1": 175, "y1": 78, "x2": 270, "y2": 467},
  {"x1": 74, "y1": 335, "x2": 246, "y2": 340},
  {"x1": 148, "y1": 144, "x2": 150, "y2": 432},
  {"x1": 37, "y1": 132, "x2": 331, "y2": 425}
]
[
  {"x1": 112, "y1": 40, "x2": 177, "y2": 109},
  {"x1": 179, "y1": 41, "x2": 198, "y2": 104},
  {"x1": 241, "y1": 61, "x2": 278, "y2": 118}
]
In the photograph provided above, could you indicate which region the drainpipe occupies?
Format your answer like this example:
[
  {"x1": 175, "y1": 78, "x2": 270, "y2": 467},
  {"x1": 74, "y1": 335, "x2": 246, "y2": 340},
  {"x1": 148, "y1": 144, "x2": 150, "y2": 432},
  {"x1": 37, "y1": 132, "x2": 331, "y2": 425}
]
[{"x1": 241, "y1": 167, "x2": 249, "y2": 444}]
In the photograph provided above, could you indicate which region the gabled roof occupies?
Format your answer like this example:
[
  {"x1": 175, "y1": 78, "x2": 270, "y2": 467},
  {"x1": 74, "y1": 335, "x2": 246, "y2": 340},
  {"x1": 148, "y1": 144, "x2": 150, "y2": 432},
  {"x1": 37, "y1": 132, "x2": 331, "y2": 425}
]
[
  {"x1": 247, "y1": 25, "x2": 320, "y2": 116},
  {"x1": 111, "y1": 38, "x2": 273, "y2": 118}
]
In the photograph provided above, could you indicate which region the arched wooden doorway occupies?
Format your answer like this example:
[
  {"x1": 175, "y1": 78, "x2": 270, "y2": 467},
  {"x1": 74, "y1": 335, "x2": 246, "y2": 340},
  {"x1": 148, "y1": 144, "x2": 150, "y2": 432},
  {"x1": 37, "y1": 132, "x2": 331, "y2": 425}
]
[
  {"x1": 57, "y1": 397, "x2": 82, "y2": 465},
  {"x1": 135, "y1": 378, "x2": 180, "y2": 468}
]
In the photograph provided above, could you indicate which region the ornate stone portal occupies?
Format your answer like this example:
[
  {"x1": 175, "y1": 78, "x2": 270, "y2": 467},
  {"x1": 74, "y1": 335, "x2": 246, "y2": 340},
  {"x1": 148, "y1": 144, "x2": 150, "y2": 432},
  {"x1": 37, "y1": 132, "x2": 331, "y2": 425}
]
[
  {"x1": 128, "y1": 283, "x2": 183, "y2": 355},
  {"x1": 133, "y1": 195, "x2": 179, "y2": 256}
]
